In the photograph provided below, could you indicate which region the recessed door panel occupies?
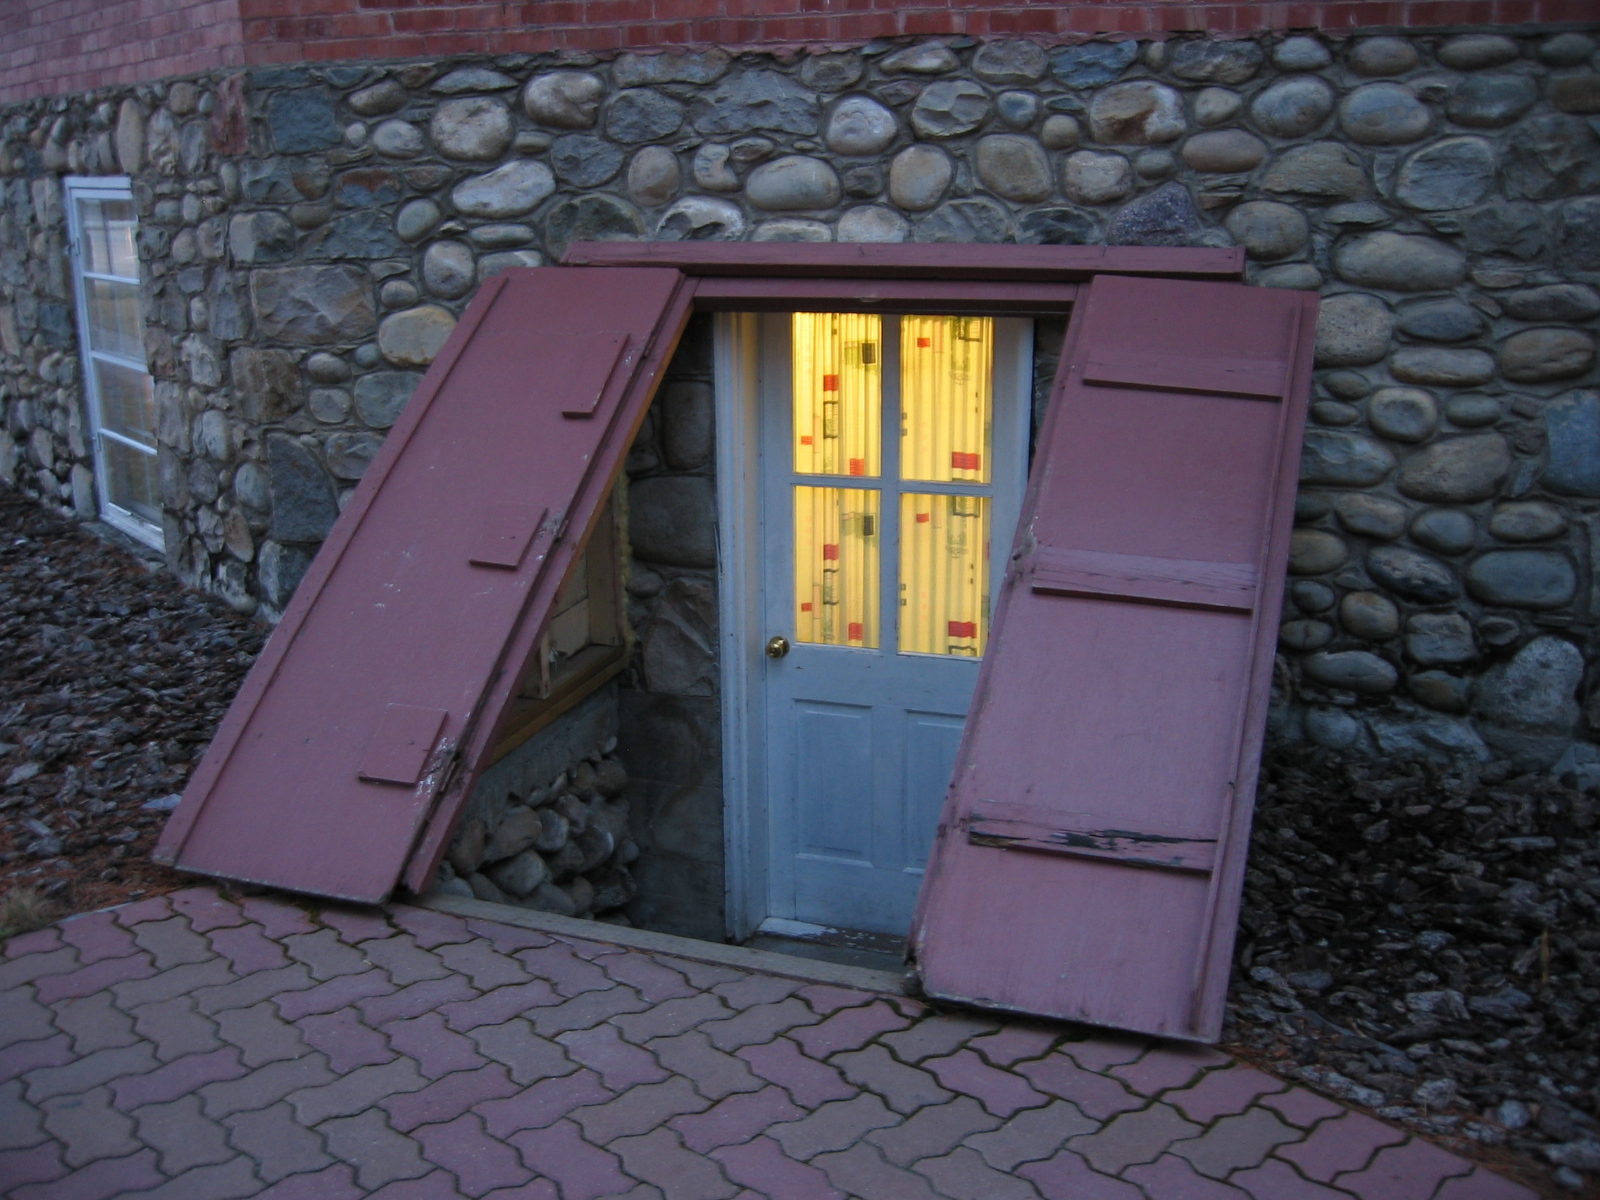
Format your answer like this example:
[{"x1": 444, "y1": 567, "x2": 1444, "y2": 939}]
[
  {"x1": 794, "y1": 701, "x2": 875, "y2": 862},
  {"x1": 904, "y1": 713, "x2": 965, "y2": 870}
]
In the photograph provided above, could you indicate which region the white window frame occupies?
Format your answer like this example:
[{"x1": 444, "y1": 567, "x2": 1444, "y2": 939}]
[{"x1": 64, "y1": 175, "x2": 163, "y2": 550}]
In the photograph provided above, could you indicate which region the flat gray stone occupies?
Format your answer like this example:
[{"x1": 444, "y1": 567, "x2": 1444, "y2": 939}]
[
  {"x1": 1406, "y1": 613, "x2": 1476, "y2": 665},
  {"x1": 613, "y1": 50, "x2": 730, "y2": 86},
  {"x1": 1225, "y1": 201, "x2": 1307, "y2": 261},
  {"x1": 354, "y1": 371, "x2": 421, "y2": 429},
  {"x1": 229, "y1": 211, "x2": 295, "y2": 263},
  {"x1": 1170, "y1": 39, "x2": 1263, "y2": 84},
  {"x1": 605, "y1": 89, "x2": 684, "y2": 142},
  {"x1": 1062, "y1": 150, "x2": 1132, "y2": 205},
  {"x1": 1089, "y1": 81, "x2": 1185, "y2": 144},
  {"x1": 1367, "y1": 545, "x2": 1459, "y2": 603},
  {"x1": 1300, "y1": 430, "x2": 1395, "y2": 486},
  {"x1": 838, "y1": 205, "x2": 909, "y2": 243},
  {"x1": 1340, "y1": 83, "x2": 1431, "y2": 145},
  {"x1": 1502, "y1": 284, "x2": 1600, "y2": 321},
  {"x1": 250, "y1": 265, "x2": 375, "y2": 344},
  {"x1": 524, "y1": 72, "x2": 604, "y2": 129},
  {"x1": 630, "y1": 475, "x2": 717, "y2": 567},
  {"x1": 1105, "y1": 182, "x2": 1202, "y2": 247},
  {"x1": 692, "y1": 70, "x2": 819, "y2": 136},
  {"x1": 1181, "y1": 129, "x2": 1266, "y2": 172},
  {"x1": 974, "y1": 135, "x2": 1051, "y2": 202},
  {"x1": 1475, "y1": 636, "x2": 1583, "y2": 742},
  {"x1": 1499, "y1": 329, "x2": 1595, "y2": 382},
  {"x1": 628, "y1": 145, "x2": 681, "y2": 207},
  {"x1": 801, "y1": 53, "x2": 863, "y2": 92},
  {"x1": 303, "y1": 211, "x2": 405, "y2": 261},
  {"x1": 656, "y1": 195, "x2": 745, "y2": 241},
  {"x1": 889, "y1": 144, "x2": 953, "y2": 211},
  {"x1": 1250, "y1": 77, "x2": 1335, "y2": 138},
  {"x1": 543, "y1": 194, "x2": 646, "y2": 259},
  {"x1": 1050, "y1": 42, "x2": 1139, "y2": 88},
  {"x1": 268, "y1": 88, "x2": 339, "y2": 154},
  {"x1": 1396, "y1": 299, "x2": 1482, "y2": 342},
  {"x1": 1280, "y1": 619, "x2": 1332, "y2": 651},
  {"x1": 1305, "y1": 707, "x2": 1363, "y2": 747},
  {"x1": 1389, "y1": 347, "x2": 1496, "y2": 387},
  {"x1": 1410, "y1": 508, "x2": 1479, "y2": 555},
  {"x1": 1315, "y1": 293, "x2": 1393, "y2": 367},
  {"x1": 1438, "y1": 33, "x2": 1520, "y2": 70},
  {"x1": 914, "y1": 198, "x2": 1011, "y2": 244},
  {"x1": 1467, "y1": 552, "x2": 1578, "y2": 611},
  {"x1": 1490, "y1": 501, "x2": 1565, "y2": 542},
  {"x1": 1335, "y1": 232, "x2": 1466, "y2": 291},
  {"x1": 1446, "y1": 74, "x2": 1539, "y2": 128},
  {"x1": 267, "y1": 433, "x2": 337, "y2": 544},
  {"x1": 1398, "y1": 433, "x2": 1510, "y2": 503},
  {"x1": 1462, "y1": 202, "x2": 1545, "y2": 260},
  {"x1": 912, "y1": 81, "x2": 992, "y2": 139},
  {"x1": 825, "y1": 96, "x2": 897, "y2": 156},
  {"x1": 1543, "y1": 390, "x2": 1600, "y2": 497},
  {"x1": 1551, "y1": 73, "x2": 1600, "y2": 115},
  {"x1": 378, "y1": 305, "x2": 456, "y2": 367},
  {"x1": 431, "y1": 97, "x2": 512, "y2": 160},
  {"x1": 549, "y1": 134, "x2": 625, "y2": 188},
  {"x1": 451, "y1": 161, "x2": 556, "y2": 218},
  {"x1": 230, "y1": 348, "x2": 300, "y2": 423},
  {"x1": 1367, "y1": 387, "x2": 1438, "y2": 442},
  {"x1": 1558, "y1": 196, "x2": 1600, "y2": 273},
  {"x1": 1018, "y1": 207, "x2": 1100, "y2": 245},
  {"x1": 1336, "y1": 493, "x2": 1409, "y2": 540},
  {"x1": 1303, "y1": 650, "x2": 1398, "y2": 695},
  {"x1": 1348, "y1": 36, "x2": 1418, "y2": 76},
  {"x1": 422, "y1": 240, "x2": 474, "y2": 299},
  {"x1": 974, "y1": 40, "x2": 1048, "y2": 85},
  {"x1": 1504, "y1": 116, "x2": 1600, "y2": 202},
  {"x1": 1261, "y1": 142, "x2": 1369, "y2": 198},
  {"x1": 1396, "y1": 137, "x2": 1496, "y2": 210},
  {"x1": 1409, "y1": 671, "x2": 1471, "y2": 713},
  {"x1": 747, "y1": 155, "x2": 841, "y2": 210}
]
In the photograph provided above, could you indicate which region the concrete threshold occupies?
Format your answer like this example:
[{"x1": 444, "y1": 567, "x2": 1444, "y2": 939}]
[{"x1": 413, "y1": 891, "x2": 914, "y2": 997}]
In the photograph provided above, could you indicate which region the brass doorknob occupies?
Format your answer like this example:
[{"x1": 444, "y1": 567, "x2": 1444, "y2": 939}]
[{"x1": 766, "y1": 635, "x2": 791, "y2": 659}]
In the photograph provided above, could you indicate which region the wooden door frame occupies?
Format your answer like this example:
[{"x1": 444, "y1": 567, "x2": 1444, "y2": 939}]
[{"x1": 564, "y1": 242, "x2": 1247, "y2": 941}]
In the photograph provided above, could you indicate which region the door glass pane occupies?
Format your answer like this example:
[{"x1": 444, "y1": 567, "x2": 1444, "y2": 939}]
[
  {"x1": 101, "y1": 437, "x2": 160, "y2": 525},
  {"x1": 899, "y1": 492, "x2": 989, "y2": 657},
  {"x1": 85, "y1": 278, "x2": 145, "y2": 360},
  {"x1": 78, "y1": 196, "x2": 140, "y2": 278},
  {"x1": 793, "y1": 312, "x2": 881, "y2": 478},
  {"x1": 900, "y1": 316, "x2": 993, "y2": 484},
  {"x1": 93, "y1": 357, "x2": 156, "y2": 446},
  {"x1": 795, "y1": 485, "x2": 880, "y2": 648}
]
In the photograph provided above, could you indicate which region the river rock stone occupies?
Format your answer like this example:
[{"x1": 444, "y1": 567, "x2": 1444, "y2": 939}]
[
  {"x1": 614, "y1": 50, "x2": 730, "y2": 87},
  {"x1": 912, "y1": 81, "x2": 992, "y2": 139},
  {"x1": 1170, "y1": 38, "x2": 1263, "y2": 85},
  {"x1": 115, "y1": 99, "x2": 146, "y2": 172},
  {"x1": 1315, "y1": 293, "x2": 1394, "y2": 367},
  {"x1": 1467, "y1": 551, "x2": 1577, "y2": 609},
  {"x1": 693, "y1": 144, "x2": 739, "y2": 191},
  {"x1": 1274, "y1": 36, "x2": 1331, "y2": 71},
  {"x1": 1017, "y1": 207, "x2": 1100, "y2": 245},
  {"x1": 881, "y1": 42, "x2": 959, "y2": 75},
  {"x1": 1261, "y1": 143, "x2": 1369, "y2": 198},
  {"x1": 1336, "y1": 493, "x2": 1409, "y2": 539},
  {"x1": 628, "y1": 146, "x2": 681, "y2": 206},
  {"x1": 753, "y1": 218, "x2": 831, "y2": 242},
  {"x1": 430, "y1": 97, "x2": 512, "y2": 160},
  {"x1": 1490, "y1": 501, "x2": 1565, "y2": 542},
  {"x1": 395, "y1": 198, "x2": 441, "y2": 243},
  {"x1": 477, "y1": 251, "x2": 541, "y2": 282},
  {"x1": 1225, "y1": 201, "x2": 1307, "y2": 261},
  {"x1": 974, "y1": 40, "x2": 1048, "y2": 85},
  {"x1": 1367, "y1": 387, "x2": 1439, "y2": 443},
  {"x1": 657, "y1": 196, "x2": 745, "y2": 241},
  {"x1": 914, "y1": 198, "x2": 1011, "y2": 244},
  {"x1": 1304, "y1": 650, "x2": 1399, "y2": 694},
  {"x1": 1290, "y1": 529, "x2": 1349, "y2": 574},
  {"x1": 1292, "y1": 580, "x2": 1337, "y2": 612},
  {"x1": 1505, "y1": 115, "x2": 1600, "y2": 202},
  {"x1": 1390, "y1": 347, "x2": 1496, "y2": 387},
  {"x1": 1280, "y1": 619, "x2": 1333, "y2": 650},
  {"x1": 888, "y1": 145, "x2": 953, "y2": 210},
  {"x1": 1551, "y1": 73, "x2": 1600, "y2": 115},
  {"x1": 693, "y1": 70, "x2": 820, "y2": 136},
  {"x1": 630, "y1": 475, "x2": 717, "y2": 567},
  {"x1": 1348, "y1": 36, "x2": 1418, "y2": 76},
  {"x1": 1407, "y1": 613, "x2": 1476, "y2": 665},
  {"x1": 997, "y1": 91, "x2": 1041, "y2": 129},
  {"x1": 1503, "y1": 284, "x2": 1600, "y2": 322},
  {"x1": 1300, "y1": 430, "x2": 1396, "y2": 486},
  {"x1": 1396, "y1": 299, "x2": 1483, "y2": 342},
  {"x1": 606, "y1": 89, "x2": 684, "y2": 142},
  {"x1": 1341, "y1": 591, "x2": 1401, "y2": 639},
  {"x1": 974, "y1": 135, "x2": 1051, "y2": 202},
  {"x1": 1439, "y1": 33, "x2": 1520, "y2": 70},
  {"x1": 801, "y1": 52, "x2": 863, "y2": 92},
  {"x1": 825, "y1": 96, "x2": 897, "y2": 156},
  {"x1": 267, "y1": 433, "x2": 337, "y2": 543},
  {"x1": 1062, "y1": 150, "x2": 1133, "y2": 204},
  {"x1": 1089, "y1": 81, "x2": 1186, "y2": 144},
  {"x1": 1558, "y1": 196, "x2": 1600, "y2": 273},
  {"x1": 371, "y1": 119, "x2": 424, "y2": 158},
  {"x1": 550, "y1": 135, "x2": 624, "y2": 187},
  {"x1": 1543, "y1": 390, "x2": 1600, "y2": 497},
  {"x1": 1445, "y1": 394, "x2": 1503, "y2": 427},
  {"x1": 1050, "y1": 42, "x2": 1139, "y2": 88},
  {"x1": 1398, "y1": 434, "x2": 1510, "y2": 503},
  {"x1": 1033, "y1": 114, "x2": 1078, "y2": 151},
  {"x1": 837, "y1": 205, "x2": 909, "y2": 243},
  {"x1": 1105, "y1": 182, "x2": 1202, "y2": 247},
  {"x1": 354, "y1": 371, "x2": 420, "y2": 429},
  {"x1": 1541, "y1": 32, "x2": 1597, "y2": 65},
  {"x1": 1396, "y1": 137, "x2": 1496, "y2": 210},
  {"x1": 1368, "y1": 545, "x2": 1460, "y2": 603},
  {"x1": 1446, "y1": 74, "x2": 1539, "y2": 127},
  {"x1": 524, "y1": 72, "x2": 604, "y2": 129},
  {"x1": 323, "y1": 432, "x2": 381, "y2": 481},
  {"x1": 250, "y1": 265, "x2": 375, "y2": 343},
  {"x1": 544, "y1": 194, "x2": 646, "y2": 258},
  {"x1": 1410, "y1": 508, "x2": 1478, "y2": 555},
  {"x1": 1181, "y1": 129, "x2": 1266, "y2": 172},
  {"x1": 1335, "y1": 232, "x2": 1466, "y2": 291},
  {"x1": 452, "y1": 161, "x2": 556, "y2": 218},
  {"x1": 469, "y1": 224, "x2": 534, "y2": 248},
  {"x1": 1340, "y1": 83, "x2": 1431, "y2": 144},
  {"x1": 378, "y1": 305, "x2": 456, "y2": 367},
  {"x1": 349, "y1": 80, "x2": 406, "y2": 117},
  {"x1": 1499, "y1": 329, "x2": 1596, "y2": 382},
  {"x1": 1250, "y1": 77, "x2": 1335, "y2": 138},
  {"x1": 488, "y1": 849, "x2": 549, "y2": 898},
  {"x1": 229, "y1": 212, "x2": 295, "y2": 263},
  {"x1": 747, "y1": 156, "x2": 841, "y2": 210},
  {"x1": 1476, "y1": 635, "x2": 1583, "y2": 746},
  {"x1": 422, "y1": 240, "x2": 474, "y2": 299}
]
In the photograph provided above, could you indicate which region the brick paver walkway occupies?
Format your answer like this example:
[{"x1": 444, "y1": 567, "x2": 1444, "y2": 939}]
[{"x1": 0, "y1": 887, "x2": 1533, "y2": 1200}]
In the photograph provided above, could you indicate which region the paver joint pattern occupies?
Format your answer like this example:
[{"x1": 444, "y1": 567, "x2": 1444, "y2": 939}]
[{"x1": 0, "y1": 887, "x2": 1532, "y2": 1200}]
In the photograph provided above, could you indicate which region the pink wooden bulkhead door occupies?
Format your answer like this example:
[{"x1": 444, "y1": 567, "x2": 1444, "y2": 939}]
[
  {"x1": 910, "y1": 273, "x2": 1318, "y2": 1042},
  {"x1": 156, "y1": 267, "x2": 693, "y2": 904}
]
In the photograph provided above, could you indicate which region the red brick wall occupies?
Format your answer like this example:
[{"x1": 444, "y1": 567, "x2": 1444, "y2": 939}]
[{"x1": 5, "y1": 0, "x2": 1594, "y2": 103}]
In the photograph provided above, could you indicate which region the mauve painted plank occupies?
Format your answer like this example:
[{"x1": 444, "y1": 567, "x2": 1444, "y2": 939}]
[
  {"x1": 564, "y1": 241, "x2": 1246, "y2": 281},
  {"x1": 1030, "y1": 548, "x2": 1259, "y2": 613},
  {"x1": 910, "y1": 274, "x2": 1317, "y2": 1042},
  {"x1": 157, "y1": 267, "x2": 690, "y2": 904},
  {"x1": 693, "y1": 277, "x2": 1080, "y2": 314}
]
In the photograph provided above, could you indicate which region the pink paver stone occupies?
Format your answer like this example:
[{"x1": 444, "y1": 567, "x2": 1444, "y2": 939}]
[
  {"x1": 671, "y1": 1085, "x2": 807, "y2": 1153},
  {"x1": 382, "y1": 1063, "x2": 521, "y2": 1132},
  {"x1": 791, "y1": 1000, "x2": 908, "y2": 1058},
  {"x1": 1016, "y1": 1053, "x2": 1144, "y2": 1120},
  {"x1": 299, "y1": 1007, "x2": 396, "y2": 1073},
  {"x1": 516, "y1": 944, "x2": 613, "y2": 997},
  {"x1": 558, "y1": 1023, "x2": 669, "y2": 1090},
  {"x1": 34, "y1": 953, "x2": 157, "y2": 1004},
  {"x1": 1018, "y1": 1148, "x2": 1146, "y2": 1200},
  {"x1": 1124, "y1": 1152, "x2": 1253, "y2": 1199},
  {"x1": 111, "y1": 897, "x2": 174, "y2": 928},
  {"x1": 1232, "y1": 1158, "x2": 1361, "y2": 1200},
  {"x1": 414, "y1": 1111, "x2": 535, "y2": 1197},
  {"x1": 509, "y1": 1119, "x2": 634, "y2": 1200},
  {"x1": 1334, "y1": 1137, "x2": 1474, "y2": 1200},
  {"x1": 462, "y1": 919, "x2": 552, "y2": 956},
  {"x1": 321, "y1": 906, "x2": 395, "y2": 944},
  {"x1": 797, "y1": 985, "x2": 875, "y2": 1015},
  {"x1": 922, "y1": 1048, "x2": 1050, "y2": 1117},
  {"x1": 0, "y1": 1034, "x2": 76, "y2": 1083},
  {"x1": 715, "y1": 1135, "x2": 848, "y2": 1200},
  {"x1": 254, "y1": 1163, "x2": 365, "y2": 1199},
  {"x1": 3, "y1": 928, "x2": 63, "y2": 960},
  {"x1": 390, "y1": 907, "x2": 474, "y2": 949},
  {"x1": 206, "y1": 923, "x2": 292, "y2": 974},
  {"x1": 1263, "y1": 1087, "x2": 1346, "y2": 1129},
  {"x1": 1165, "y1": 1066, "x2": 1287, "y2": 1123},
  {"x1": 168, "y1": 888, "x2": 248, "y2": 933},
  {"x1": 475, "y1": 1068, "x2": 612, "y2": 1138},
  {"x1": 737, "y1": 1038, "x2": 855, "y2": 1107},
  {"x1": 968, "y1": 1023, "x2": 1059, "y2": 1068},
  {"x1": 239, "y1": 895, "x2": 317, "y2": 939},
  {"x1": 10, "y1": 1146, "x2": 163, "y2": 1200},
  {"x1": 1062, "y1": 1034, "x2": 1151, "y2": 1073},
  {"x1": 1434, "y1": 1168, "x2": 1540, "y2": 1200},
  {"x1": 387, "y1": 1011, "x2": 491, "y2": 1079},
  {"x1": 1112, "y1": 1044, "x2": 1231, "y2": 1096},
  {"x1": 110, "y1": 1045, "x2": 247, "y2": 1109},
  {"x1": 367, "y1": 1169, "x2": 472, "y2": 1200},
  {"x1": 1277, "y1": 1112, "x2": 1408, "y2": 1182},
  {"x1": 57, "y1": 912, "x2": 138, "y2": 965}
]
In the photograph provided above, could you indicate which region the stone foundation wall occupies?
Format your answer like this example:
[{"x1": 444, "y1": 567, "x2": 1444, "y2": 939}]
[{"x1": 1, "y1": 28, "x2": 1599, "y2": 770}]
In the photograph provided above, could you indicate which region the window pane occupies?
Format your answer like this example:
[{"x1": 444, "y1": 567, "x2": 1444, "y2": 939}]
[
  {"x1": 93, "y1": 358, "x2": 156, "y2": 446},
  {"x1": 793, "y1": 312, "x2": 881, "y2": 478},
  {"x1": 78, "y1": 196, "x2": 140, "y2": 278},
  {"x1": 101, "y1": 437, "x2": 160, "y2": 526},
  {"x1": 900, "y1": 316, "x2": 993, "y2": 484},
  {"x1": 899, "y1": 492, "x2": 989, "y2": 657},
  {"x1": 86, "y1": 278, "x2": 145, "y2": 361},
  {"x1": 795, "y1": 485, "x2": 880, "y2": 648}
]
